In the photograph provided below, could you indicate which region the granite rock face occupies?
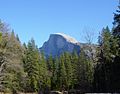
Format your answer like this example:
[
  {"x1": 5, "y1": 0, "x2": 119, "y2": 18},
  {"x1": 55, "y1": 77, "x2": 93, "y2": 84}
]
[{"x1": 40, "y1": 33, "x2": 81, "y2": 58}]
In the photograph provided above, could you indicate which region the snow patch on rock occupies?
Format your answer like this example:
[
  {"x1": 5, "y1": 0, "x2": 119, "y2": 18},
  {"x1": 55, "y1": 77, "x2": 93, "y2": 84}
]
[{"x1": 55, "y1": 33, "x2": 78, "y2": 44}]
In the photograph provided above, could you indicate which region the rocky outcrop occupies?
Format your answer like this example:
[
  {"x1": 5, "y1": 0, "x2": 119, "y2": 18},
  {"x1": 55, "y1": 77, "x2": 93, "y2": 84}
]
[{"x1": 40, "y1": 33, "x2": 81, "y2": 58}]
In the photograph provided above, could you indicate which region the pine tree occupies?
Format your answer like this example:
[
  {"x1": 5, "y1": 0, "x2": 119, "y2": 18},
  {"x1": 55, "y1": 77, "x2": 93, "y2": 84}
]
[
  {"x1": 112, "y1": 1, "x2": 120, "y2": 55},
  {"x1": 93, "y1": 26, "x2": 119, "y2": 92},
  {"x1": 99, "y1": 27, "x2": 112, "y2": 61},
  {"x1": 71, "y1": 51, "x2": 79, "y2": 88},
  {"x1": 113, "y1": 1, "x2": 120, "y2": 38},
  {"x1": 47, "y1": 55, "x2": 53, "y2": 72},
  {"x1": 52, "y1": 57, "x2": 59, "y2": 90},
  {"x1": 110, "y1": 1, "x2": 120, "y2": 91},
  {"x1": 64, "y1": 52, "x2": 73, "y2": 90},
  {"x1": 23, "y1": 38, "x2": 39, "y2": 92},
  {"x1": 50, "y1": 57, "x2": 58, "y2": 90},
  {"x1": 16, "y1": 34, "x2": 20, "y2": 42},
  {"x1": 80, "y1": 50, "x2": 94, "y2": 92},
  {"x1": 38, "y1": 52, "x2": 50, "y2": 93},
  {"x1": 57, "y1": 54, "x2": 67, "y2": 91}
]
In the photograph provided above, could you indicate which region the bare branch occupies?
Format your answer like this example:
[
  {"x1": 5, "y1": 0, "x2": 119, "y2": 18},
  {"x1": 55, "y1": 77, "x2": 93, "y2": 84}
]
[{"x1": 82, "y1": 27, "x2": 95, "y2": 44}]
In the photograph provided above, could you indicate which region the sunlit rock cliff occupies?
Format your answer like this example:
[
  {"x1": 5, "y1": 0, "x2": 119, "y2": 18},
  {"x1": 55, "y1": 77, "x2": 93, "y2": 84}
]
[{"x1": 40, "y1": 33, "x2": 81, "y2": 57}]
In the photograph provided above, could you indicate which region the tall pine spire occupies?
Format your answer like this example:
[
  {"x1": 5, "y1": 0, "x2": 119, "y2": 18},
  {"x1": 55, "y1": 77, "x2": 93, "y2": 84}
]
[{"x1": 113, "y1": 0, "x2": 120, "y2": 36}]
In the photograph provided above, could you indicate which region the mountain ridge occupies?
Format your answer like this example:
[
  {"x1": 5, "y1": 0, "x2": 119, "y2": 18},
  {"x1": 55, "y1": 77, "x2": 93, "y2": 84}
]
[
  {"x1": 40, "y1": 33, "x2": 81, "y2": 57},
  {"x1": 40, "y1": 33, "x2": 96, "y2": 58}
]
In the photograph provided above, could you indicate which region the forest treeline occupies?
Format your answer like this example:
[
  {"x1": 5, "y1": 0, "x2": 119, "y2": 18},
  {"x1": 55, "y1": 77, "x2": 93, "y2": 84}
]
[
  {"x1": 0, "y1": 2, "x2": 120, "y2": 94},
  {"x1": 0, "y1": 28, "x2": 93, "y2": 93}
]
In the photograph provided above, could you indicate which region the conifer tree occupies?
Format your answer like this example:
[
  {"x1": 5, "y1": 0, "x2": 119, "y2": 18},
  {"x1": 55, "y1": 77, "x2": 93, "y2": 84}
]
[
  {"x1": 98, "y1": 27, "x2": 112, "y2": 62},
  {"x1": 71, "y1": 51, "x2": 79, "y2": 88},
  {"x1": 64, "y1": 52, "x2": 73, "y2": 90},
  {"x1": 110, "y1": 1, "x2": 120, "y2": 91},
  {"x1": 57, "y1": 54, "x2": 67, "y2": 91},
  {"x1": 112, "y1": 1, "x2": 120, "y2": 56},
  {"x1": 79, "y1": 50, "x2": 94, "y2": 92},
  {"x1": 50, "y1": 57, "x2": 58, "y2": 90},
  {"x1": 16, "y1": 34, "x2": 20, "y2": 42},
  {"x1": 38, "y1": 52, "x2": 50, "y2": 92},
  {"x1": 23, "y1": 38, "x2": 39, "y2": 92},
  {"x1": 47, "y1": 55, "x2": 53, "y2": 72}
]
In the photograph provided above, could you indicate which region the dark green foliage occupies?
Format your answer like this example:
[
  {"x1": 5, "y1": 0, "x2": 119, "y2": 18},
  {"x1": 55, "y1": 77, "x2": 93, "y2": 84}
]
[
  {"x1": 113, "y1": 3, "x2": 120, "y2": 38},
  {"x1": 97, "y1": 27, "x2": 112, "y2": 63},
  {"x1": 113, "y1": 3, "x2": 120, "y2": 55},
  {"x1": 48, "y1": 56, "x2": 58, "y2": 90},
  {"x1": 47, "y1": 55, "x2": 53, "y2": 71},
  {"x1": 16, "y1": 34, "x2": 20, "y2": 42},
  {"x1": 23, "y1": 38, "x2": 39, "y2": 92},
  {"x1": 72, "y1": 50, "x2": 93, "y2": 92},
  {"x1": 57, "y1": 54, "x2": 67, "y2": 90},
  {"x1": 93, "y1": 27, "x2": 112, "y2": 92},
  {"x1": 93, "y1": 25, "x2": 120, "y2": 92},
  {"x1": 46, "y1": 51, "x2": 94, "y2": 92},
  {"x1": 38, "y1": 52, "x2": 50, "y2": 92},
  {"x1": 64, "y1": 52, "x2": 73, "y2": 90},
  {"x1": 1, "y1": 1, "x2": 120, "y2": 92},
  {"x1": 111, "y1": 3, "x2": 120, "y2": 91}
]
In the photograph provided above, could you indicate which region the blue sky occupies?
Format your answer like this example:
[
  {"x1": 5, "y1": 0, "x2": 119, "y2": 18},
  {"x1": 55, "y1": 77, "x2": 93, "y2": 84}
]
[{"x1": 0, "y1": 0, "x2": 118, "y2": 47}]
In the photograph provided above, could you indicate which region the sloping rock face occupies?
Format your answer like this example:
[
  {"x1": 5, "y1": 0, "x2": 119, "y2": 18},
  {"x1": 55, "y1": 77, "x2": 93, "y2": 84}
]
[{"x1": 40, "y1": 33, "x2": 81, "y2": 58}]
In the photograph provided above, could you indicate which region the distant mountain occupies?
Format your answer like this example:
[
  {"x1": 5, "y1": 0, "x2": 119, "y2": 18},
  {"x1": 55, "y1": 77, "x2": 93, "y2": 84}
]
[
  {"x1": 40, "y1": 33, "x2": 81, "y2": 57},
  {"x1": 40, "y1": 33, "x2": 96, "y2": 58}
]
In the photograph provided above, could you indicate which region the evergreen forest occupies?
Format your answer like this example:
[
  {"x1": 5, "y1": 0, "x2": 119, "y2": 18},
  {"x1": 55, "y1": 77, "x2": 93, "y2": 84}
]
[{"x1": 0, "y1": 1, "x2": 120, "y2": 94}]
